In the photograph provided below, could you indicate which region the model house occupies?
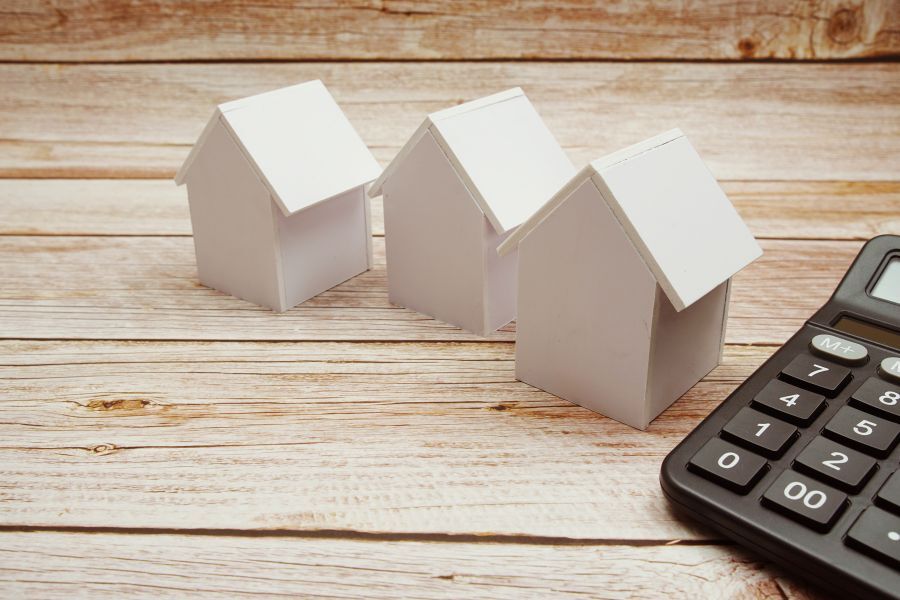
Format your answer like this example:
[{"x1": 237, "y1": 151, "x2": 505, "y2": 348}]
[
  {"x1": 498, "y1": 129, "x2": 763, "y2": 429},
  {"x1": 367, "y1": 88, "x2": 575, "y2": 336},
  {"x1": 174, "y1": 80, "x2": 381, "y2": 312}
]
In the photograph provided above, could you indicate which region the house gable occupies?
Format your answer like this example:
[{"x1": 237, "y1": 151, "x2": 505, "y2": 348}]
[
  {"x1": 515, "y1": 177, "x2": 658, "y2": 428},
  {"x1": 381, "y1": 129, "x2": 488, "y2": 333},
  {"x1": 182, "y1": 120, "x2": 283, "y2": 310},
  {"x1": 370, "y1": 88, "x2": 575, "y2": 236},
  {"x1": 176, "y1": 80, "x2": 381, "y2": 218}
]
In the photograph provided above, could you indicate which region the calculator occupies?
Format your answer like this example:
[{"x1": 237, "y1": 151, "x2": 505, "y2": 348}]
[{"x1": 661, "y1": 234, "x2": 900, "y2": 600}]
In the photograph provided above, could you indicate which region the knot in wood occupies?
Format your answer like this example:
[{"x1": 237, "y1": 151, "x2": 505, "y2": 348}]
[
  {"x1": 91, "y1": 443, "x2": 117, "y2": 455},
  {"x1": 737, "y1": 37, "x2": 758, "y2": 58},
  {"x1": 827, "y1": 7, "x2": 861, "y2": 44}
]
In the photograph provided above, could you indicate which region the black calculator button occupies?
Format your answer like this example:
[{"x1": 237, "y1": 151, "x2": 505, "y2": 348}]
[
  {"x1": 845, "y1": 507, "x2": 900, "y2": 569},
  {"x1": 876, "y1": 471, "x2": 900, "y2": 514},
  {"x1": 793, "y1": 436, "x2": 877, "y2": 492},
  {"x1": 809, "y1": 334, "x2": 868, "y2": 366},
  {"x1": 687, "y1": 438, "x2": 767, "y2": 494},
  {"x1": 721, "y1": 407, "x2": 797, "y2": 457},
  {"x1": 879, "y1": 357, "x2": 900, "y2": 385},
  {"x1": 849, "y1": 377, "x2": 900, "y2": 422},
  {"x1": 780, "y1": 354, "x2": 851, "y2": 396},
  {"x1": 751, "y1": 379, "x2": 826, "y2": 426},
  {"x1": 823, "y1": 406, "x2": 900, "y2": 458},
  {"x1": 762, "y1": 470, "x2": 847, "y2": 532}
]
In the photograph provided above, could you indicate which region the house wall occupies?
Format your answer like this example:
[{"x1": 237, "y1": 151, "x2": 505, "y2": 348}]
[
  {"x1": 276, "y1": 186, "x2": 369, "y2": 310},
  {"x1": 482, "y1": 221, "x2": 517, "y2": 333},
  {"x1": 184, "y1": 121, "x2": 281, "y2": 310},
  {"x1": 382, "y1": 130, "x2": 487, "y2": 334},
  {"x1": 646, "y1": 280, "x2": 728, "y2": 423},
  {"x1": 515, "y1": 179, "x2": 658, "y2": 429}
]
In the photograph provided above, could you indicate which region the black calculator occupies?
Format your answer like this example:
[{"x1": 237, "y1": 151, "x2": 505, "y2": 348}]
[{"x1": 661, "y1": 234, "x2": 900, "y2": 600}]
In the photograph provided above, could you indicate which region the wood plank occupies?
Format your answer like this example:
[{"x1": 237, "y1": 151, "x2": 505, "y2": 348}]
[
  {"x1": 1, "y1": 0, "x2": 896, "y2": 62},
  {"x1": 1, "y1": 63, "x2": 898, "y2": 180},
  {"x1": 2, "y1": 179, "x2": 899, "y2": 240},
  {"x1": 0, "y1": 179, "x2": 190, "y2": 236},
  {"x1": 0, "y1": 532, "x2": 819, "y2": 599},
  {"x1": 0, "y1": 236, "x2": 862, "y2": 343},
  {"x1": 0, "y1": 339, "x2": 769, "y2": 538}
]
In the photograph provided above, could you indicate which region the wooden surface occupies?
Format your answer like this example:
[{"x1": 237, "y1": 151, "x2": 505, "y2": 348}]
[
  {"x1": 1, "y1": 2, "x2": 898, "y2": 597},
  {"x1": 2, "y1": 0, "x2": 898, "y2": 61}
]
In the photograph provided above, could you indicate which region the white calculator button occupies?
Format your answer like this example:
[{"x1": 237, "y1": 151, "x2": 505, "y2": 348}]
[
  {"x1": 809, "y1": 334, "x2": 868, "y2": 366},
  {"x1": 879, "y1": 357, "x2": 900, "y2": 385}
]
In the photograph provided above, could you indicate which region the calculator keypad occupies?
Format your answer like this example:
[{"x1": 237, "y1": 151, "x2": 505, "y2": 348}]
[
  {"x1": 781, "y1": 354, "x2": 852, "y2": 396},
  {"x1": 751, "y1": 379, "x2": 825, "y2": 425},
  {"x1": 678, "y1": 325, "x2": 900, "y2": 576},
  {"x1": 762, "y1": 470, "x2": 847, "y2": 532},
  {"x1": 721, "y1": 407, "x2": 797, "y2": 457},
  {"x1": 851, "y1": 377, "x2": 900, "y2": 422},
  {"x1": 823, "y1": 405, "x2": 900, "y2": 458},
  {"x1": 664, "y1": 234, "x2": 900, "y2": 599},
  {"x1": 687, "y1": 437, "x2": 767, "y2": 494},
  {"x1": 792, "y1": 436, "x2": 877, "y2": 492}
]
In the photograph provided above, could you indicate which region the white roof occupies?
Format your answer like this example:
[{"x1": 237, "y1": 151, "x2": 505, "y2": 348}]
[
  {"x1": 175, "y1": 80, "x2": 381, "y2": 216},
  {"x1": 368, "y1": 88, "x2": 575, "y2": 235},
  {"x1": 499, "y1": 129, "x2": 762, "y2": 311}
]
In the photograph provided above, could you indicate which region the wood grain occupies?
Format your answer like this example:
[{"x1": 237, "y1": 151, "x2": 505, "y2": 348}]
[
  {"x1": 1, "y1": 0, "x2": 897, "y2": 62},
  {"x1": 0, "y1": 532, "x2": 817, "y2": 599},
  {"x1": 1, "y1": 62, "x2": 898, "y2": 180},
  {"x1": 0, "y1": 236, "x2": 863, "y2": 343},
  {"x1": 1, "y1": 179, "x2": 898, "y2": 239},
  {"x1": 0, "y1": 339, "x2": 770, "y2": 538}
]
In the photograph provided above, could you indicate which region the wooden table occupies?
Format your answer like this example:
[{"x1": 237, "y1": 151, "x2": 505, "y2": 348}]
[{"x1": 2, "y1": 2, "x2": 899, "y2": 597}]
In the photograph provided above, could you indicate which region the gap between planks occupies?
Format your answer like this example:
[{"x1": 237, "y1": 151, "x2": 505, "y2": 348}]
[{"x1": 0, "y1": 524, "x2": 723, "y2": 547}]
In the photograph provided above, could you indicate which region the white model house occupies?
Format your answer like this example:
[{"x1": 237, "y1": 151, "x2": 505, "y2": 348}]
[
  {"x1": 175, "y1": 80, "x2": 381, "y2": 311},
  {"x1": 367, "y1": 88, "x2": 575, "y2": 336},
  {"x1": 498, "y1": 129, "x2": 763, "y2": 429}
]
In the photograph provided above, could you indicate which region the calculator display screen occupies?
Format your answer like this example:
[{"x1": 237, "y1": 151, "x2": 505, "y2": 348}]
[
  {"x1": 833, "y1": 315, "x2": 900, "y2": 351},
  {"x1": 871, "y1": 257, "x2": 900, "y2": 304}
]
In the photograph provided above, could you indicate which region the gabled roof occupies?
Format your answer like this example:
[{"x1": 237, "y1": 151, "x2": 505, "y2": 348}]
[
  {"x1": 499, "y1": 129, "x2": 762, "y2": 312},
  {"x1": 175, "y1": 80, "x2": 381, "y2": 216},
  {"x1": 368, "y1": 88, "x2": 575, "y2": 235}
]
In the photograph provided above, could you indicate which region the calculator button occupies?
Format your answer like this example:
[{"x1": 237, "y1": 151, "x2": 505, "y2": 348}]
[
  {"x1": 721, "y1": 407, "x2": 797, "y2": 457},
  {"x1": 823, "y1": 406, "x2": 900, "y2": 458},
  {"x1": 879, "y1": 357, "x2": 900, "y2": 385},
  {"x1": 809, "y1": 334, "x2": 868, "y2": 366},
  {"x1": 876, "y1": 471, "x2": 900, "y2": 514},
  {"x1": 849, "y1": 377, "x2": 900, "y2": 422},
  {"x1": 687, "y1": 438, "x2": 767, "y2": 494},
  {"x1": 780, "y1": 354, "x2": 851, "y2": 396},
  {"x1": 793, "y1": 436, "x2": 877, "y2": 492},
  {"x1": 751, "y1": 379, "x2": 825, "y2": 426},
  {"x1": 845, "y1": 507, "x2": 900, "y2": 569},
  {"x1": 762, "y1": 470, "x2": 847, "y2": 531}
]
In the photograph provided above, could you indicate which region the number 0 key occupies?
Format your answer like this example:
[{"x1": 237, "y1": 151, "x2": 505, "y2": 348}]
[{"x1": 688, "y1": 438, "x2": 768, "y2": 494}]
